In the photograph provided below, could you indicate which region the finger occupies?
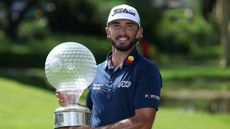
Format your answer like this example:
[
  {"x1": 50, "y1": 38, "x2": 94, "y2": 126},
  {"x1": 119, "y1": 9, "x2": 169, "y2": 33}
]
[
  {"x1": 56, "y1": 91, "x2": 66, "y2": 100},
  {"x1": 56, "y1": 91, "x2": 66, "y2": 106},
  {"x1": 77, "y1": 125, "x2": 91, "y2": 129},
  {"x1": 56, "y1": 90, "x2": 61, "y2": 97}
]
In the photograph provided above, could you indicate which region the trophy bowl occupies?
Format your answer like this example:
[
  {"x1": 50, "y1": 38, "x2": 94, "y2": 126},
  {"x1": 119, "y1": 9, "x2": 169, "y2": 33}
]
[{"x1": 45, "y1": 42, "x2": 96, "y2": 128}]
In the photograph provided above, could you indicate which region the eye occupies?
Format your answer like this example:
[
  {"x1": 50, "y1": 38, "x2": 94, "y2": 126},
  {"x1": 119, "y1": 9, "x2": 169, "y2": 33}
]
[
  {"x1": 111, "y1": 23, "x2": 121, "y2": 29},
  {"x1": 126, "y1": 23, "x2": 137, "y2": 29},
  {"x1": 126, "y1": 24, "x2": 134, "y2": 29},
  {"x1": 113, "y1": 24, "x2": 120, "y2": 27}
]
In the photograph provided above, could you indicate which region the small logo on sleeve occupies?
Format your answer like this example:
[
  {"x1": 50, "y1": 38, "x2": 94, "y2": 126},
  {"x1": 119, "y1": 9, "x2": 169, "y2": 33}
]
[{"x1": 145, "y1": 94, "x2": 160, "y2": 101}]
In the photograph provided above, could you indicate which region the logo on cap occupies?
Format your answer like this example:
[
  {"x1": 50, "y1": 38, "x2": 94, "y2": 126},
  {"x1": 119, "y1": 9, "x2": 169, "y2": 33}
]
[
  {"x1": 107, "y1": 4, "x2": 141, "y2": 27},
  {"x1": 112, "y1": 8, "x2": 136, "y2": 17}
]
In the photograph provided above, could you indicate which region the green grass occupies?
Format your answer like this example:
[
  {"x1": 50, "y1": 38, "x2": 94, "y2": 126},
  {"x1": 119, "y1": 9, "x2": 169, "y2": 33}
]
[
  {"x1": 154, "y1": 107, "x2": 230, "y2": 129},
  {"x1": 0, "y1": 77, "x2": 58, "y2": 129},
  {"x1": 0, "y1": 76, "x2": 229, "y2": 129},
  {"x1": 160, "y1": 65, "x2": 230, "y2": 111},
  {"x1": 161, "y1": 66, "x2": 230, "y2": 91}
]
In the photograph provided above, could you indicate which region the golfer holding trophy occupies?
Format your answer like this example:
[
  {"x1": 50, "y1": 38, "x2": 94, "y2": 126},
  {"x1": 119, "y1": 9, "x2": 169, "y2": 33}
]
[
  {"x1": 45, "y1": 42, "x2": 97, "y2": 128},
  {"x1": 45, "y1": 4, "x2": 162, "y2": 129}
]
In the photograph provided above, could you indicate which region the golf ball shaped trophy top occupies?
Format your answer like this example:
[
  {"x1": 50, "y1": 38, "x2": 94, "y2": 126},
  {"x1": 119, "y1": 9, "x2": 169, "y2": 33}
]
[{"x1": 45, "y1": 42, "x2": 96, "y2": 128}]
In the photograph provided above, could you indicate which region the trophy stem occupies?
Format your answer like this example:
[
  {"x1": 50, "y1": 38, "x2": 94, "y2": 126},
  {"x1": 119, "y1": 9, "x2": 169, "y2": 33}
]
[{"x1": 59, "y1": 89, "x2": 83, "y2": 106}]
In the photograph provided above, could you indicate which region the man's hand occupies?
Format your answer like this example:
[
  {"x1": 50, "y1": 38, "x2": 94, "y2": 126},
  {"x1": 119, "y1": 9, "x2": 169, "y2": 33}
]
[
  {"x1": 56, "y1": 90, "x2": 70, "y2": 107},
  {"x1": 69, "y1": 125, "x2": 91, "y2": 129},
  {"x1": 59, "y1": 125, "x2": 91, "y2": 129}
]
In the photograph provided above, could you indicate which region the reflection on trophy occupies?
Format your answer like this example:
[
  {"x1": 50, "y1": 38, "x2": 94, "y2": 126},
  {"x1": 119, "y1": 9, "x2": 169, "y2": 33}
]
[{"x1": 45, "y1": 42, "x2": 97, "y2": 128}]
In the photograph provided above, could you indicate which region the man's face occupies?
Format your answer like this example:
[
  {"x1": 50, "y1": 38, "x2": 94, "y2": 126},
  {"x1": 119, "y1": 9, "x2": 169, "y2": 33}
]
[{"x1": 106, "y1": 19, "x2": 143, "y2": 51}]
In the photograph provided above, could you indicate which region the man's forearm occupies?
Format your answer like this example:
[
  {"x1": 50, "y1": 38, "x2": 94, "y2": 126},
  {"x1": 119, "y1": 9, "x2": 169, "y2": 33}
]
[
  {"x1": 95, "y1": 108, "x2": 156, "y2": 129},
  {"x1": 95, "y1": 118, "x2": 147, "y2": 129},
  {"x1": 67, "y1": 108, "x2": 156, "y2": 129}
]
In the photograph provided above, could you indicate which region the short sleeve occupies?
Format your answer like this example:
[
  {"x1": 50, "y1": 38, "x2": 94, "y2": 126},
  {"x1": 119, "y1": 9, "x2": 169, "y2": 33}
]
[{"x1": 134, "y1": 64, "x2": 162, "y2": 110}]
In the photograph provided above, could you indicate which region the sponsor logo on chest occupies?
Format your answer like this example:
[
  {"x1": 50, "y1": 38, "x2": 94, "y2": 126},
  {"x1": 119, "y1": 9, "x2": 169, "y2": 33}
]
[
  {"x1": 93, "y1": 83, "x2": 103, "y2": 90},
  {"x1": 118, "y1": 81, "x2": 132, "y2": 88},
  {"x1": 93, "y1": 81, "x2": 132, "y2": 90}
]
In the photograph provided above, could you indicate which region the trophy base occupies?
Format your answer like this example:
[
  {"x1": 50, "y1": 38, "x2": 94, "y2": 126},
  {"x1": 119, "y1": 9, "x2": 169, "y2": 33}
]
[{"x1": 54, "y1": 105, "x2": 91, "y2": 129}]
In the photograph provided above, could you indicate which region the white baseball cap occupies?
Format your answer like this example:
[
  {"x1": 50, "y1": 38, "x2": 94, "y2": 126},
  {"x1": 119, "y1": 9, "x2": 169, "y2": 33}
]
[{"x1": 107, "y1": 4, "x2": 141, "y2": 27}]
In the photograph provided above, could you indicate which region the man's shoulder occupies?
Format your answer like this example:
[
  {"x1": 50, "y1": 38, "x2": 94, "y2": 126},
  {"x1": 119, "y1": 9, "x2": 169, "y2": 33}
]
[
  {"x1": 96, "y1": 61, "x2": 106, "y2": 69},
  {"x1": 95, "y1": 61, "x2": 107, "y2": 73},
  {"x1": 137, "y1": 57, "x2": 159, "y2": 71}
]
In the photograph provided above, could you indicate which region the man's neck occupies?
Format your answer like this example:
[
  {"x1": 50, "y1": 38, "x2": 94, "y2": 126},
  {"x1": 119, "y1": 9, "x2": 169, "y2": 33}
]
[{"x1": 111, "y1": 47, "x2": 135, "y2": 67}]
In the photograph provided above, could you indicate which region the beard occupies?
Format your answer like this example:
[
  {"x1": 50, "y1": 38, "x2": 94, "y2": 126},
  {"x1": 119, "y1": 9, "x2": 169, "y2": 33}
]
[{"x1": 111, "y1": 36, "x2": 138, "y2": 51}]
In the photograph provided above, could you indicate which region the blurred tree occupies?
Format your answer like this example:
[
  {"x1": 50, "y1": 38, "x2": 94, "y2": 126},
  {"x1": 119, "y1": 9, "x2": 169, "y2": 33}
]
[
  {"x1": 0, "y1": 0, "x2": 221, "y2": 62},
  {"x1": 201, "y1": 0, "x2": 230, "y2": 67},
  {"x1": 46, "y1": 0, "x2": 104, "y2": 35},
  {"x1": 216, "y1": 0, "x2": 230, "y2": 67},
  {"x1": 126, "y1": 0, "x2": 164, "y2": 45},
  {"x1": 156, "y1": 5, "x2": 218, "y2": 55},
  {"x1": 145, "y1": 0, "x2": 219, "y2": 59},
  {"x1": 201, "y1": 0, "x2": 216, "y2": 20},
  {"x1": 0, "y1": 0, "x2": 114, "y2": 40},
  {"x1": 2, "y1": 0, "x2": 38, "y2": 40}
]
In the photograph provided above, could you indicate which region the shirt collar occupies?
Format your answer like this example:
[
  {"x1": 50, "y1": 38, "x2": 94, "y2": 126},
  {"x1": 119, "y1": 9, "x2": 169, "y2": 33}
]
[
  {"x1": 107, "y1": 54, "x2": 123, "y2": 70},
  {"x1": 104, "y1": 48, "x2": 141, "y2": 70}
]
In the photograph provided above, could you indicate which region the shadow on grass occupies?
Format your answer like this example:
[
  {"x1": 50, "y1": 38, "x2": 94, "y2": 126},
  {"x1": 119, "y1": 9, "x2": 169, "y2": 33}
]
[{"x1": 0, "y1": 68, "x2": 55, "y2": 92}]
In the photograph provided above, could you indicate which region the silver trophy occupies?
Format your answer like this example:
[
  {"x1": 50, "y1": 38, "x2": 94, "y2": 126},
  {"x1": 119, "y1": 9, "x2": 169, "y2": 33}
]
[{"x1": 45, "y1": 42, "x2": 96, "y2": 128}]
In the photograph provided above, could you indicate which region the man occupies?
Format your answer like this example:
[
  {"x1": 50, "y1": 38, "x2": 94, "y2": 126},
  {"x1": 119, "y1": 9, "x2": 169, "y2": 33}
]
[{"x1": 57, "y1": 4, "x2": 162, "y2": 129}]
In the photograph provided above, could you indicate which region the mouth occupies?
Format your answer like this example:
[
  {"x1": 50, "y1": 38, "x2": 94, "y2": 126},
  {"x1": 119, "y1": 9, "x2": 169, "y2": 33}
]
[{"x1": 117, "y1": 36, "x2": 129, "y2": 42}]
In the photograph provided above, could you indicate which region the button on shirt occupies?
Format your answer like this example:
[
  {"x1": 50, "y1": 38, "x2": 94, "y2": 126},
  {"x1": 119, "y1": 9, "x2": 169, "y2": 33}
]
[{"x1": 86, "y1": 48, "x2": 162, "y2": 128}]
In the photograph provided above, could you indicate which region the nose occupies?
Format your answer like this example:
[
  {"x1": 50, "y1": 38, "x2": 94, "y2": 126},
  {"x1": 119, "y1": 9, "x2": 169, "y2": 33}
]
[{"x1": 118, "y1": 26, "x2": 127, "y2": 36}]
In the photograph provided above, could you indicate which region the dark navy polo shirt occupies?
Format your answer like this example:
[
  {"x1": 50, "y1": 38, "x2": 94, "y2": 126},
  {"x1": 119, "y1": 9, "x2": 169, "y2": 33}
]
[{"x1": 86, "y1": 48, "x2": 162, "y2": 128}]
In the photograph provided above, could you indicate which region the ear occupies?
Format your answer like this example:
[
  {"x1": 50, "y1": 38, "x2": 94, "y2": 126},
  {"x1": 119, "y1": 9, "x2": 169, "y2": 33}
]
[
  {"x1": 136, "y1": 27, "x2": 143, "y2": 39},
  {"x1": 105, "y1": 26, "x2": 111, "y2": 37}
]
